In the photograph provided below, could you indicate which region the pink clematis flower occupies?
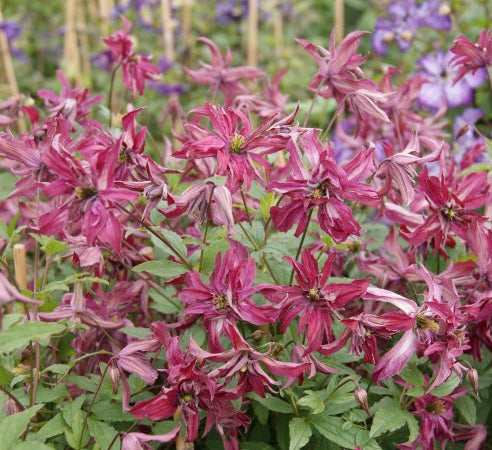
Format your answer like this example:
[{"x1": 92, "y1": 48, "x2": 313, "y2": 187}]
[
  {"x1": 295, "y1": 30, "x2": 376, "y2": 105},
  {"x1": 174, "y1": 102, "x2": 296, "y2": 193},
  {"x1": 269, "y1": 129, "x2": 378, "y2": 242},
  {"x1": 37, "y1": 70, "x2": 103, "y2": 125},
  {"x1": 103, "y1": 16, "x2": 159, "y2": 97},
  {"x1": 263, "y1": 247, "x2": 370, "y2": 355},
  {"x1": 450, "y1": 29, "x2": 492, "y2": 84},
  {"x1": 178, "y1": 240, "x2": 277, "y2": 351},
  {"x1": 121, "y1": 425, "x2": 181, "y2": 450},
  {"x1": 401, "y1": 165, "x2": 489, "y2": 254},
  {"x1": 185, "y1": 37, "x2": 265, "y2": 106}
]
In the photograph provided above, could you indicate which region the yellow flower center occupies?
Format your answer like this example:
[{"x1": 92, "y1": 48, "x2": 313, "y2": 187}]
[
  {"x1": 416, "y1": 315, "x2": 440, "y2": 332},
  {"x1": 75, "y1": 186, "x2": 98, "y2": 199},
  {"x1": 212, "y1": 294, "x2": 229, "y2": 312},
  {"x1": 230, "y1": 133, "x2": 246, "y2": 154}
]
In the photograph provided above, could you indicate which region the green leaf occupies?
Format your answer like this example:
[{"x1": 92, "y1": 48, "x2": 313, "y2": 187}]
[
  {"x1": 64, "y1": 409, "x2": 90, "y2": 449},
  {"x1": 406, "y1": 413, "x2": 419, "y2": 443},
  {"x1": 0, "y1": 321, "x2": 65, "y2": 354},
  {"x1": 297, "y1": 390, "x2": 325, "y2": 414},
  {"x1": 252, "y1": 402, "x2": 269, "y2": 425},
  {"x1": 458, "y1": 162, "x2": 492, "y2": 177},
  {"x1": 311, "y1": 414, "x2": 357, "y2": 448},
  {"x1": 133, "y1": 260, "x2": 188, "y2": 279},
  {"x1": 120, "y1": 327, "x2": 151, "y2": 339},
  {"x1": 400, "y1": 364, "x2": 424, "y2": 389},
  {"x1": 12, "y1": 442, "x2": 55, "y2": 450},
  {"x1": 431, "y1": 372, "x2": 460, "y2": 397},
  {"x1": 148, "y1": 288, "x2": 181, "y2": 314},
  {"x1": 0, "y1": 363, "x2": 13, "y2": 385},
  {"x1": 0, "y1": 404, "x2": 44, "y2": 447},
  {"x1": 88, "y1": 418, "x2": 120, "y2": 450},
  {"x1": 369, "y1": 398, "x2": 407, "y2": 438},
  {"x1": 248, "y1": 393, "x2": 294, "y2": 413},
  {"x1": 455, "y1": 395, "x2": 476, "y2": 425},
  {"x1": 150, "y1": 228, "x2": 187, "y2": 260},
  {"x1": 91, "y1": 400, "x2": 135, "y2": 422},
  {"x1": 289, "y1": 418, "x2": 312, "y2": 450},
  {"x1": 36, "y1": 413, "x2": 65, "y2": 441},
  {"x1": 241, "y1": 443, "x2": 276, "y2": 450}
]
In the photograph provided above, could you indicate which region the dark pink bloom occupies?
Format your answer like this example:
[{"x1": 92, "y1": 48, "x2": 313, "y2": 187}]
[
  {"x1": 401, "y1": 166, "x2": 489, "y2": 253},
  {"x1": 174, "y1": 102, "x2": 296, "y2": 193},
  {"x1": 264, "y1": 247, "x2": 370, "y2": 354},
  {"x1": 295, "y1": 30, "x2": 376, "y2": 105},
  {"x1": 185, "y1": 37, "x2": 265, "y2": 106},
  {"x1": 450, "y1": 29, "x2": 492, "y2": 84},
  {"x1": 178, "y1": 240, "x2": 277, "y2": 351},
  {"x1": 188, "y1": 327, "x2": 310, "y2": 398},
  {"x1": 269, "y1": 129, "x2": 378, "y2": 242},
  {"x1": 37, "y1": 70, "x2": 103, "y2": 125},
  {"x1": 121, "y1": 425, "x2": 181, "y2": 450},
  {"x1": 103, "y1": 16, "x2": 159, "y2": 97}
]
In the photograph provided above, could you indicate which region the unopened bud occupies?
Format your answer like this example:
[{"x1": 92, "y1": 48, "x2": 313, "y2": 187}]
[
  {"x1": 466, "y1": 368, "x2": 479, "y2": 396},
  {"x1": 354, "y1": 386, "x2": 371, "y2": 416},
  {"x1": 70, "y1": 282, "x2": 85, "y2": 313},
  {"x1": 109, "y1": 365, "x2": 120, "y2": 395},
  {"x1": 5, "y1": 398, "x2": 22, "y2": 416}
]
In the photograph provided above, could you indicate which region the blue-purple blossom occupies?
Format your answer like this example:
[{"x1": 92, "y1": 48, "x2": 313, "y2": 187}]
[
  {"x1": 417, "y1": 50, "x2": 486, "y2": 110},
  {"x1": 372, "y1": 0, "x2": 451, "y2": 55},
  {"x1": 0, "y1": 21, "x2": 26, "y2": 62},
  {"x1": 215, "y1": 0, "x2": 249, "y2": 23},
  {"x1": 147, "y1": 57, "x2": 185, "y2": 95},
  {"x1": 90, "y1": 50, "x2": 115, "y2": 72}
]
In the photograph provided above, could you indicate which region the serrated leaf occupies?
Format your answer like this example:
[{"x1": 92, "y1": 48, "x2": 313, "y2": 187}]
[
  {"x1": 91, "y1": 400, "x2": 135, "y2": 422},
  {"x1": 405, "y1": 412, "x2": 419, "y2": 443},
  {"x1": 248, "y1": 393, "x2": 294, "y2": 413},
  {"x1": 0, "y1": 404, "x2": 44, "y2": 447},
  {"x1": 0, "y1": 321, "x2": 65, "y2": 354},
  {"x1": 369, "y1": 399, "x2": 407, "y2": 438},
  {"x1": 311, "y1": 414, "x2": 357, "y2": 448},
  {"x1": 120, "y1": 327, "x2": 151, "y2": 339},
  {"x1": 252, "y1": 402, "x2": 269, "y2": 425},
  {"x1": 150, "y1": 228, "x2": 187, "y2": 260},
  {"x1": 431, "y1": 372, "x2": 460, "y2": 397},
  {"x1": 297, "y1": 390, "x2": 325, "y2": 414},
  {"x1": 133, "y1": 260, "x2": 188, "y2": 279},
  {"x1": 43, "y1": 239, "x2": 68, "y2": 256},
  {"x1": 12, "y1": 442, "x2": 55, "y2": 450},
  {"x1": 289, "y1": 418, "x2": 312, "y2": 450},
  {"x1": 36, "y1": 413, "x2": 66, "y2": 441},
  {"x1": 148, "y1": 288, "x2": 181, "y2": 314},
  {"x1": 66, "y1": 409, "x2": 90, "y2": 449},
  {"x1": 0, "y1": 363, "x2": 13, "y2": 385},
  {"x1": 88, "y1": 418, "x2": 120, "y2": 450},
  {"x1": 455, "y1": 395, "x2": 476, "y2": 425},
  {"x1": 400, "y1": 364, "x2": 425, "y2": 389}
]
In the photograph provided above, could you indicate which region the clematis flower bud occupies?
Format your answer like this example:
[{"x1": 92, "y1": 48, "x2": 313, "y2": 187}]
[
  {"x1": 354, "y1": 386, "x2": 371, "y2": 416},
  {"x1": 466, "y1": 368, "x2": 479, "y2": 396}
]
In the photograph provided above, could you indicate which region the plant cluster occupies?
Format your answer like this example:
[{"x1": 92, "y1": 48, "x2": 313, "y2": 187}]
[{"x1": 0, "y1": 2, "x2": 491, "y2": 450}]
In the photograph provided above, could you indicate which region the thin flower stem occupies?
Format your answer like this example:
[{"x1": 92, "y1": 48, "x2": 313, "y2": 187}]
[
  {"x1": 116, "y1": 203, "x2": 193, "y2": 270},
  {"x1": 241, "y1": 189, "x2": 252, "y2": 225},
  {"x1": 303, "y1": 75, "x2": 329, "y2": 127},
  {"x1": 106, "y1": 420, "x2": 139, "y2": 450},
  {"x1": 79, "y1": 361, "x2": 112, "y2": 449},
  {"x1": 262, "y1": 194, "x2": 284, "y2": 244},
  {"x1": 289, "y1": 209, "x2": 314, "y2": 285},
  {"x1": 0, "y1": 385, "x2": 25, "y2": 411},
  {"x1": 199, "y1": 188, "x2": 215, "y2": 272},
  {"x1": 108, "y1": 62, "x2": 122, "y2": 127},
  {"x1": 237, "y1": 221, "x2": 279, "y2": 284},
  {"x1": 321, "y1": 109, "x2": 339, "y2": 140}
]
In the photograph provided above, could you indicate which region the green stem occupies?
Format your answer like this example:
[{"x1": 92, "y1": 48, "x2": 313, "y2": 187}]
[
  {"x1": 237, "y1": 221, "x2": 279, "y2": 284},
  {"x1": 116, "y1": 203, "x2": 193, "y2": 270},
  {"x1": 241, "y1": 189, "x2": 252, "y2": 225},
  {"x1": 79, "y1": 362, "x2": 112, "y2": 449},
  {"x1": 289, "y1": 209, "x2": 314, "y2": 285}
]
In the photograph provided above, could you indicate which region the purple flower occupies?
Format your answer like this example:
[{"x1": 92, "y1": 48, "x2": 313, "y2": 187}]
[
  {"x1": 372, "y1": 1, "x2": 451, "y2": 55},
  {"x1": 372, "y1": 1, "x2": 421, "y2": 55},
  {"x1": 0, "y1": 21, "x2": 26, "y2": 62},
  {"x1": 417, "y1": 50, "x2": 486, "y2": 110},
  {"x1": 90, "y1": 50, "x2": 115, "y2": 72},
  {"x1": 215, "y1": 0, "x2": 248, "y2": 23},
  {"x1": 111, "y1": 0, "x2": 160, "y2": 32}
]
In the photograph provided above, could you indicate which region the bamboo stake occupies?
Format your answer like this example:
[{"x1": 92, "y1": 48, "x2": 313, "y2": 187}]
[
  {"x1": 272, "y1": 0, "x2": 283, "y2": 61},
  {"x1": 0, "y1": 6, "x2": 25, "y2": 133},
  {"x1": 182, "y1": 0, "x2": 193, "y2": 56},
  {"x1": 13, "y1": 244, "x2": 27, "y2": 290},
  {"x1": 77, "y1": 1, "x2": 92, "y2": 85},
  {"x1": 161, "y1": 0, "x2": 175, "y2": 62},
  {"x1": 63, "y1": 0, "x2": 82, "y2": 85},
  {"x1": 98, "y1": 0, "x2": 114, "y2": 34},
  {"x1": 247, "y1": 0, "x2": 259, "y2": 67},
  {"x1": 335, "y1": 0, "x2": 345, "y2": 43}
]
